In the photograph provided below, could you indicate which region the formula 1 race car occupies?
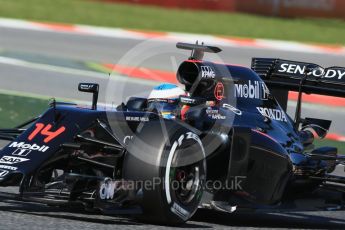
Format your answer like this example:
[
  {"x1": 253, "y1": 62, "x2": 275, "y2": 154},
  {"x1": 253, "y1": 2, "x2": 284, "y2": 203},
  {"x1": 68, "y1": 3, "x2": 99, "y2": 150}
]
[{"x1": 0, "y1": 42, "x2": 344, "y2": 225}]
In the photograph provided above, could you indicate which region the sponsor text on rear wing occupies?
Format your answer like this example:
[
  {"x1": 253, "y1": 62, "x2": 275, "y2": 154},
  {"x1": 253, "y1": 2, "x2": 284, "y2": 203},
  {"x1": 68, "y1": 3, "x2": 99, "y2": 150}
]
[{"x1": 251, "y1": 58, "x2": 345, "y2": 98}]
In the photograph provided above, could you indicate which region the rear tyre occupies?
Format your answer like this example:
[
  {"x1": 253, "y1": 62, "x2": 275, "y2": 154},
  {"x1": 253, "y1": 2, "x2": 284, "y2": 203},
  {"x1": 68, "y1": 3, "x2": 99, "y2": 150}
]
[{"x1": 123, "y1": 121, "x2": 206, "y2": 225}]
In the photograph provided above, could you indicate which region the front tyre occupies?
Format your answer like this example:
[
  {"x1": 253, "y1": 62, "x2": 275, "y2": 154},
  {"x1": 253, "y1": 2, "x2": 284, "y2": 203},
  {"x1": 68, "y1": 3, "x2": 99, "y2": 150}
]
[{"x1": 123, "y1": 121, "x2": 206, "y2": 225}]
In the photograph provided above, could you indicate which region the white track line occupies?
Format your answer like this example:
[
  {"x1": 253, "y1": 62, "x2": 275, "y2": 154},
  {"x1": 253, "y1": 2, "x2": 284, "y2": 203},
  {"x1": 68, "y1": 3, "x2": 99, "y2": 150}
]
[{"x1": 0, "y1": 56, "x2": 158, "y2": 86}]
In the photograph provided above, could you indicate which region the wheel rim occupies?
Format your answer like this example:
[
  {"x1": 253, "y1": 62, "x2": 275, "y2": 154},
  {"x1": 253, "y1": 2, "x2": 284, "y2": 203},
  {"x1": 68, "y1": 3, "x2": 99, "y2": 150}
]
[{"x1": 171, "y1": 156, "x2": 203, "y2": 205}]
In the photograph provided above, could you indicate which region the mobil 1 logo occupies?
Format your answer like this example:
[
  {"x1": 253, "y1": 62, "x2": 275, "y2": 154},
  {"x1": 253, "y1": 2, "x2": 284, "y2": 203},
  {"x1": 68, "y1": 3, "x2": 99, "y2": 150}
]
[
  {"x1": 12, "y1": 149, "x2": 31, "y2": 156},
  {"x1": 234, "y1": 80, "x2": 270, "y2": 100},
  {"x1": 8, "y1": 142, "x2": 49, "y2": 153}
]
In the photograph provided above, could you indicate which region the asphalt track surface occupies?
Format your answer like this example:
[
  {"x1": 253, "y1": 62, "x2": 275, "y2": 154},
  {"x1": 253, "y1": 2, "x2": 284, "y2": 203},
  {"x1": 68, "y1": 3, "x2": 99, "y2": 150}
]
[
  {"x1": 0, "y1": 25, "x2": 345, "y2": 229},
  {"x1": 0, "y1": 27, "x2": 345, "y2": 135}
]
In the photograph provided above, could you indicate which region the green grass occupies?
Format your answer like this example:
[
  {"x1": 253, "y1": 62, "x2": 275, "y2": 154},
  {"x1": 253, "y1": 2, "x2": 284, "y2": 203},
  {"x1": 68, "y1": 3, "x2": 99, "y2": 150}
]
[
  {"x1": 315, "y1": 139, "x2": 345, "y2": 154},
  {"x1": 1, "y1": 0, "x2": 345, "y2": 44},
  {"x1": 0, "y1": 94, "x2": 48, "y2": 128}
]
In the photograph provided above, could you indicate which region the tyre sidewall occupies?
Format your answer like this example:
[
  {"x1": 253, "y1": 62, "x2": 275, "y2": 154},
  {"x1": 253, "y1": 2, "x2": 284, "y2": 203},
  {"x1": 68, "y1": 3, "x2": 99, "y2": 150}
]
[{"x1": 123, "y1": 121, "x2": 206, "y2": 225}]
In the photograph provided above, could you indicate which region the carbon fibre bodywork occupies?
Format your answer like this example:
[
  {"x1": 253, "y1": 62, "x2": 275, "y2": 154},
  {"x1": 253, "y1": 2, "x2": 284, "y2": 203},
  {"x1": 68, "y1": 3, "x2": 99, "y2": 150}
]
[{"x1": 0, "y1": 43, "x2": 343, "y2": 223}]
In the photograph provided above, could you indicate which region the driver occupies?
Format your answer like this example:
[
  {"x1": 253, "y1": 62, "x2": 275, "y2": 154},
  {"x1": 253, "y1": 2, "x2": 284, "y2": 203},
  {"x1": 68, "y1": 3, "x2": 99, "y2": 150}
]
[{"x1": 147, "y1": 83, "x2": 187, "y2": 120}]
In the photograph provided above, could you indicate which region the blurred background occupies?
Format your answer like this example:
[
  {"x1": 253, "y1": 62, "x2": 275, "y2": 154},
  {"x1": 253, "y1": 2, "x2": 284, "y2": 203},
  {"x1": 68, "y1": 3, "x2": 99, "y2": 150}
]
[{"x1": 0, "y1": 0, "x2": 344, "y2": 152}]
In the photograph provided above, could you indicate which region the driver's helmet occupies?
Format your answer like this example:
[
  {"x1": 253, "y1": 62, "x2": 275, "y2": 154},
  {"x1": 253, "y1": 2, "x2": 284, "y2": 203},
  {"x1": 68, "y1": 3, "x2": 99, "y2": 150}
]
[{"x1": 147, "y1": 83, "x2": 187, "y2": 119}]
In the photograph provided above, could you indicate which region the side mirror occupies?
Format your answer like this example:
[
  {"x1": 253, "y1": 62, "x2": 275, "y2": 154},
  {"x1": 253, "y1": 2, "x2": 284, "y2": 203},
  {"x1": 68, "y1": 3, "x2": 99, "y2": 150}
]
[
  {"x1": 78, "y1": 83, "x2": 99, "y2": 110},
  {"x1": 301, "y1": 117, "x2": 332, "y2": 139}
]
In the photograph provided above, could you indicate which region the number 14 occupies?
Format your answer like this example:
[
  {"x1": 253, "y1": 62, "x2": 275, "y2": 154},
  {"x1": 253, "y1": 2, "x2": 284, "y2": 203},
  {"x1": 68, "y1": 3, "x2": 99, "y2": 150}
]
[{"x1": 28, "y1": 123, "x2": 66, "y2": 143}]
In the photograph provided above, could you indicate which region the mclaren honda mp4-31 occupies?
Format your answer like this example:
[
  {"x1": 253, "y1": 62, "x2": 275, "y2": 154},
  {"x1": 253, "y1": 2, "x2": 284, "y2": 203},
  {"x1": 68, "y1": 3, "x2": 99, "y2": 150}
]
[{"x1": 0, "y1": 42, "x2": 344, "y2": 225}]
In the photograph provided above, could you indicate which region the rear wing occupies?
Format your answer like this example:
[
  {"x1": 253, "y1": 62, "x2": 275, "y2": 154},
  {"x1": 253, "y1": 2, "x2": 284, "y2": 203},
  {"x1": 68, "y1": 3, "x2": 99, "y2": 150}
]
[{"x1": 251, "y1": 58, "x2": 345, "y2": 110}]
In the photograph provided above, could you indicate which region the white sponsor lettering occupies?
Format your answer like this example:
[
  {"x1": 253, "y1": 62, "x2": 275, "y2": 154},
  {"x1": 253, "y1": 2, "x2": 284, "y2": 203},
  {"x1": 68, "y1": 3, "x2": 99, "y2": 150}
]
[
  {"x1": 201, "y1": 66, "x2": 216, "y2": 79},
  {"x1": 125, "y1": 116, "x2": 149, "y2": 122},
  {"x1": 324, "y1": 69, "x2": 337, "y2": 78},
  {"x1": 186, "y1": 132, "x2": 200, "y2": 143},
  {"x1": 324, "y1": 69, "x2": 345, "y2": 80},
  {"x1": 257, "y1": 107, "x2": 288, "y2": 122},
  {"x1": 9, "y1": 142, "x2": 49, "y2": 152},
  {"x1": 211, "y1": 114, "x2": 226, "y2": 120},
  {"x1": 287, "y1": 64, "x2": 297, "y2": 73},
  {"x1": 337, "y1": 71, "x2": 345, "y2": 80},
  {"x1": 278, "y1": 63, "x2": 345, "y2": 80},
  {"x1": 234, "y1": 80, "x2": 269, "y2": 100},
  {"x1": 0, "y1": 165, "x2": 17, "y2": 170},
  {"x1": 0, "y1": 169, "x2": 9, "y2": 177},
  {"x1": 180, "y1": 96, "x2": 196, "y2": 104},
  {"x1": 206, "y1": 108, "x2": 226, "y2": 120},
  {"x1": 79, "y1": 84, "x2": 95, "y2": 90},
  {"x1": 278, "y1": 63, "x2": 324, "y2": 77},
  {"x1": 0, "y1": 156, "x2": 29, "y2": 165}
]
